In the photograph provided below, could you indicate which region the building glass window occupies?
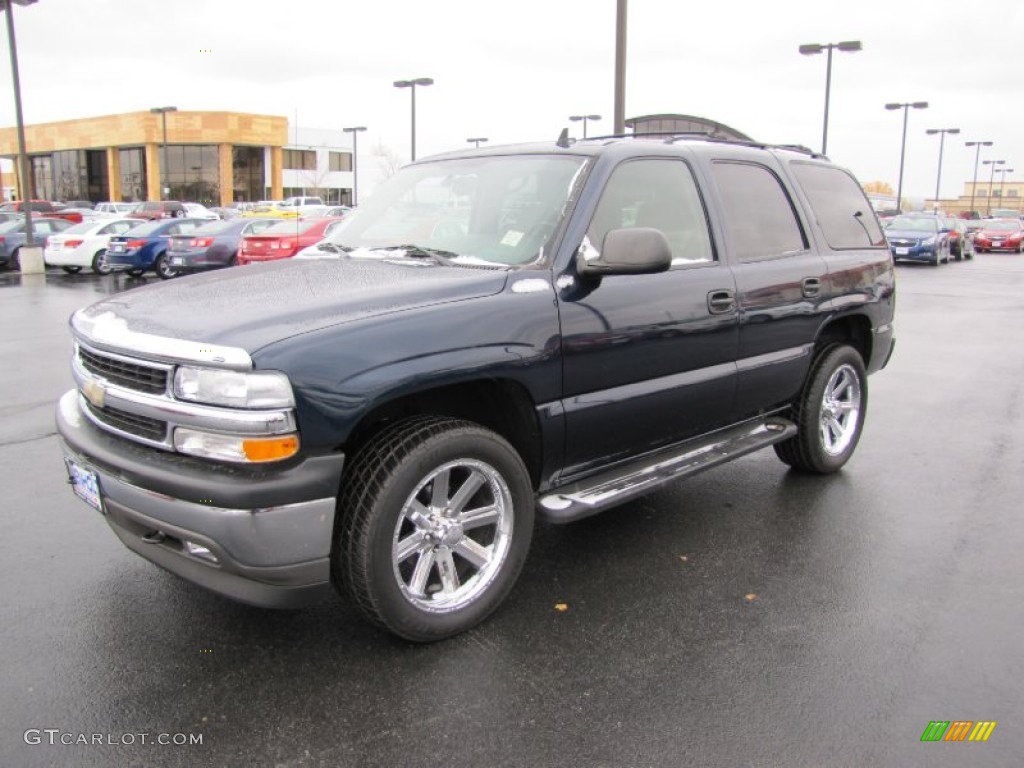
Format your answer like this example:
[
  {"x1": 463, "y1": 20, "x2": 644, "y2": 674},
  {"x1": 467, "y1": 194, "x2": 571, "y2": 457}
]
[
  {"x1": 283, "y1": 149, "x2": 316, "y2": 170},
  {"x1": 30, "y1": 155, "x2": 53, "y2": 200},
  {"x1": 119, "y1": 148, "x2": 147, "y2": 202},
  {"x1": 329, "y1": 152, "x2": 352, "y2": 172},
  {"x1": 232, "y1": 146, "x2": 265, "y2": 202},
  {"x1": 1009, "y1": 190, "x2": 1019, "y2": 198},
  {"x1": 160, "y1": 144, "x2": 220, "y2": 204}
]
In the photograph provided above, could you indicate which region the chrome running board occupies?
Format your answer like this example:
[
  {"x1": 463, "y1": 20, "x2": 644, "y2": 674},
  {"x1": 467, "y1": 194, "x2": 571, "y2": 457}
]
[{"x1": 538, "y1": 416, "x2": 796, "y2": 523}]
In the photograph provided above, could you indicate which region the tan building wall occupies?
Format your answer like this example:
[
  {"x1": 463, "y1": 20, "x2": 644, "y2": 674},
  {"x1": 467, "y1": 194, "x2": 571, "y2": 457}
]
[
  {"x1": 930, "y1": 180, "x2": 1024, "y2": 216},
  {"x1": 0, "y1": 111, "x2": 288, "y2": 203}
]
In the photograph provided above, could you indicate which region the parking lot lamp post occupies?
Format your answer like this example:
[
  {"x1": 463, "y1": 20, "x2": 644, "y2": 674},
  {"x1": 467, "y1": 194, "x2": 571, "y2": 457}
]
[
  {"x1": 983, "y1": 159, "x2": 1005, "y2": 215},
  {"x1": 925, "y1": 128, "x2": 959, "y2": 211},
  {"x1": 150, "y1": 106, "x2": 177, "y2": 201},
  {"x1": 799, "y1": 40, "x2": 862, "y2": 155},
  {"x1": 965, "y1": 140, "x2": 993, "y2": 216},
  {"x1": 3, "y1": 0, "x2": 37, "y2": 252},
  {"x1": 342, "y1": 126, "x2": 366, "y2": 206},
  {"x1": 568, "y1": 114, "x2": 602, "y2": 139},
  {"x1": 466, "y1": 137, "x2": 488, "y2": 149},
  {"x1": 393, "y1": 78, "x2": 433, "y2": 162},
  {"x1": 997, "y1": 168, "x2": 1014, "y2": 207},
  {"x1": 885, "y1": 101, "x2": 928, "y2": 213}
]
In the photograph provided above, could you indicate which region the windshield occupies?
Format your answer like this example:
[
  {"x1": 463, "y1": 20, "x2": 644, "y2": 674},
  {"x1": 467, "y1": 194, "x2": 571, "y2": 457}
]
[
  {"x1": 124, "y1": 220, "x2": 167, "y2": 236},
  {"x1": 0, "y1": 219, "x2": 24, "y2": 233},
  {"x1": 323, "y1": 154, "x2": 587, "y2": 266},
  {"x1": 262, "y1": 219, "x2": 319, "y2": 235},
  {"x1": 985, "y1": 220, "x2": 1022, "y2": 232},
  {"x1": 193, "y1": 221, "x2": 233, "y2": 235},
  {"x1": 62, "y1": 221, "x2": 100, "y2": 235},
  {"x1": 887, "y1": 216, "x2": 939, "y2": 232}
]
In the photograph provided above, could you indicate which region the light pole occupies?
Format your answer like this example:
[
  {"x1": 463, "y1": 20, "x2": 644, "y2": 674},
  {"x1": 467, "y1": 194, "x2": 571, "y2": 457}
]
[
  {"x1": 466, "y1": 137, "x2": 488, "y2": 149},
  {"x1": 342, "y1": 126, "x2": 366, "y2": 206},
  {"x1": 393, "y1": 77, "x2": 433, "y2": 162},
  {"x1": 799, "y1": 40, "x2": 862, "y2": 155},
  {"x1": 995, "y1": 168, "x2": 1014, "y2": 209},
  {"x1": 3, "y1": 0, "x2": 37, "y2": 256},
  {"x1": 925, "y1": 127, "x2": 959, "y2": 211},
  {"x1": 614, "y1": 0, "x2": 626, "y2": 134},
  {"x1": 569, "y1": 114, "x2": 602, "y2": 139},
  {"x1": 965, "y1": 140, "x2": 993, "y2": 216},
  {"x1": 983, "y1": 159, "x2": 1005, "y2": 215},
  {"x1": 149, "y1": 106, "x2": 177, "y2": 201},
  {"x1": 885, "y1": 101, "x2": 928, "y2": 213}
]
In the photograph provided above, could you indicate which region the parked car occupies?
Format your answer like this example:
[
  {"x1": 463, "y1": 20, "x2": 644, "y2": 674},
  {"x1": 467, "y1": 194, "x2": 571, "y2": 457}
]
[
  {"x1": 104, "y1": 218, "x2": 205, "y2": 278},
  {"x1": 884, "y1": 214, "x2": 951, "y2": 265},
  {"x1": 944, "y1": 218, "x2": 974, "y2": 261},
  {"x1": 62, "y1": 200, "x2": 95, "y2": 210},
  {"x1": 183, "y1": 202, "x2": 220, "y2": 220},
  {"x1": 0, "y1": 200, "x2": 84, "y2": 224},
  {"x1": 0, "y1": 217, "x2": 74, "y2": 269},
  {"x1": 974, "y1": 219, "x2": 1024, "y2": 252},
  {"x1": 133, "y1": 201, "x2": 188, "y2": 220},
  {"x1": 43, "y1": 218, "x2": 145, "y2": 274},
  {"x1": 208, "y1": 206, "x2": 241, "y2": 220},
  {"x1": 166, "y1": 217, "x2": 278, "y2": 272},
  {"x1": 989, "y1": 208, "x2": 1021, "y2": 220},
  {"x1": 237, "y1": 217, "x2": 344, "y2": 264},
  {"x1": 292, "y1": 218, "x2": 352, "y2": 259},
  {"x1": 302, "y1": 205, "x2": 351, "y2": 219},
  {"x1": 57, "y1": 136, "x2": 896, "y2": 641},
  {"x1": 94, "y1": 202, "x2": 140, "y2": 217}
]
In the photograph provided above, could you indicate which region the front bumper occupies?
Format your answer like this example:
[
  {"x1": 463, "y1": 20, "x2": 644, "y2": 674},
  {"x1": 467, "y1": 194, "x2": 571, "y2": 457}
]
[
  {"x1": 888, "y1": 244, "x2": 938, "y2": 262},
  {"x1": 56, "y1": 389, "x2": 344, "y2": 608}
]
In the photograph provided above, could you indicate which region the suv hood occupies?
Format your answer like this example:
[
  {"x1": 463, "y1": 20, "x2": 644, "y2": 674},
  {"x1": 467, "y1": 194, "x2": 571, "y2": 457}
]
[{"x1": 73, "y1": 259, "x2": 510, "y2": 355}]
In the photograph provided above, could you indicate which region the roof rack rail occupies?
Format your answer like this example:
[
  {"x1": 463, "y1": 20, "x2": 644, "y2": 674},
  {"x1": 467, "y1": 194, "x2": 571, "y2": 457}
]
[{"x1": 570, "y1": 132, "x2": 829, "y2": 159}]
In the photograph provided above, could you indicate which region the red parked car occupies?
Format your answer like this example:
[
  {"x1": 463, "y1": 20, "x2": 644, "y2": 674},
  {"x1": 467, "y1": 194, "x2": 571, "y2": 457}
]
[
  {"x1": 974, "y1": 219, "x2": 1024, "y2": 253},
  {"x1": 237, "y1": 217, "x2": 344, "y2": 264},
  {"x1": 0, "y1": 200, "x2": 83, "y2": 224}
]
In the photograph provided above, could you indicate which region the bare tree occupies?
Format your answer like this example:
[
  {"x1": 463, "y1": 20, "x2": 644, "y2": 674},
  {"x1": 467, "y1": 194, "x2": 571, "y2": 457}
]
[{"x1": 372, "y1": 141, "x2": 405, "y2": 180}]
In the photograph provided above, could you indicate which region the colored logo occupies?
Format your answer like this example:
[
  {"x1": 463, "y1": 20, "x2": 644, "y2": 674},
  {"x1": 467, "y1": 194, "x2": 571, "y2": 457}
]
[{"x1": 920, "y1": 721, "x2": 996, "y2": 742}]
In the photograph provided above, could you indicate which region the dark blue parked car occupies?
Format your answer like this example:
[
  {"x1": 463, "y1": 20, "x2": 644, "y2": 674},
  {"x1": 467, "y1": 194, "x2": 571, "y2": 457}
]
[
  {"x1": 167, "y1": 217, "x2": 278, "y2": 272},
  {"x1": 883, "y1": 214, "x2": 951, "y2": 266},
  {"x1": 0, "y1": 217, "x2": 73, "y2": 269},
  {"x1": 105, "y1": 218, "x2": 206, "y2": 279}
]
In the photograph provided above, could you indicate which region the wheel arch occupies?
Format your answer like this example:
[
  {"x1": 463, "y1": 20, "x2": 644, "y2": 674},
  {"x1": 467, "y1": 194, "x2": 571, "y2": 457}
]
[{"x1": 814, "y1": 314, "x2": 873, "y2": 365}]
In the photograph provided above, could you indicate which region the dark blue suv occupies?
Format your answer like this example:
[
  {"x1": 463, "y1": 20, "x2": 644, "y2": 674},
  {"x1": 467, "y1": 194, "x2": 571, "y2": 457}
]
[{"x1": 105, "y1": 218, "x2": 205, "y2": 279}]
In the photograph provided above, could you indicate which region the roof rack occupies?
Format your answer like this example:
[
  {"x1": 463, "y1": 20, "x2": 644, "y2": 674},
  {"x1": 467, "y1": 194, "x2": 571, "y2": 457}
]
[{"x1": 571, "y1": 131, "x2": 828, "y2": 159}]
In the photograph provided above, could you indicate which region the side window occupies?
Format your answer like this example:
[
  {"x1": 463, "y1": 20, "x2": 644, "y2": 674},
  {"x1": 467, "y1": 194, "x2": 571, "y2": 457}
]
[
  {"x1": 711, "y1": 161, "x2": 807, "y2": 263},
  {"x1": 790, "y1": 163, "x2": 885, "y2": 249},
  {"x1": 586, "y1": 158, "x2": 714, "y2": 265}
]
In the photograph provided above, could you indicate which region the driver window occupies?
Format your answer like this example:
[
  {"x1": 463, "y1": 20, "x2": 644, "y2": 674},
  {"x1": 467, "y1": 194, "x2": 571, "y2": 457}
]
[{"x1": 586, "y1": 159, "x2": 714, "y2": 266}]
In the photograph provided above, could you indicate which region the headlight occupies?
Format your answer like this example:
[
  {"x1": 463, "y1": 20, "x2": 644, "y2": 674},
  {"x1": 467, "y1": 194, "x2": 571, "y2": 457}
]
[{"x1": 173, "y1": 367, "x2": 294, "y2": 409}]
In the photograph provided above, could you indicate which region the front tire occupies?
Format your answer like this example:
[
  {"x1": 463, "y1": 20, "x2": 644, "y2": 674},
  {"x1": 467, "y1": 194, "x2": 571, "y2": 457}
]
[
  {"x1": 774, "y1": 345, "x2": 867, "y2": 474},
  {"x1": 334, "y1": 416, "x2": 534, "y2": 642}
]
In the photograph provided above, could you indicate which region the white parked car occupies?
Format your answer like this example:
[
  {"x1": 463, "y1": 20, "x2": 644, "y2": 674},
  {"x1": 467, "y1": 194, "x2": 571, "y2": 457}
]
[
  {"x1": 94, "y1": 202, "x2": 139, "y2": 217},
  {"x1": 183, "y1": 203, "x2": 220, "y2": 220},
  {"x1": 44, "y1": 218, "x2": 145, "y2": 274}
]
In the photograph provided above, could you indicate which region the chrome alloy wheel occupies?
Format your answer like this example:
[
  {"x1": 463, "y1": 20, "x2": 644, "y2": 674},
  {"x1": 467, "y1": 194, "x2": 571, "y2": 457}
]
[
  {"x1": 392, "y1": 459, "x2": 514, "y2": 612},
  {"x1": 819, "y1": 363, "x2": 862, "y2": 456}
]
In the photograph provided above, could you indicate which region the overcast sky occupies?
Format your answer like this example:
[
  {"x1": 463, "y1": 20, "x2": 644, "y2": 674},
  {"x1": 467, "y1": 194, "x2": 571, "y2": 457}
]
[{"x1": 1, "y1": 0, "x2": 1023, "y2": 202}]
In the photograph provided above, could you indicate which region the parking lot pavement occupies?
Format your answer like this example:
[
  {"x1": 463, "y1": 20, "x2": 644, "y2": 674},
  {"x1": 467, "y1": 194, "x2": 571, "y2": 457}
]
[{"x1": 2, "y1": 262, "x2": 1023, "y2": 767}]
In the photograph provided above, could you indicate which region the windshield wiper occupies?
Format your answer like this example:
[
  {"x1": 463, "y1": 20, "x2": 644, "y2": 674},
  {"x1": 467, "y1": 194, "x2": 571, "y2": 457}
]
[{"x1": 378, "y1": 244, "x2": 460, "y2": 266}]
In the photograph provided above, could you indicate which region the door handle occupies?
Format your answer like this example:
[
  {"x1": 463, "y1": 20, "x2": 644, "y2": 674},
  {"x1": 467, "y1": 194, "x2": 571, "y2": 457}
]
[
  {"x1": 801, "y1": 277, "x2": 821, "y2": 298},
  {"x1": 707, "y1": 289, "x2": 736, "y2": 314}
]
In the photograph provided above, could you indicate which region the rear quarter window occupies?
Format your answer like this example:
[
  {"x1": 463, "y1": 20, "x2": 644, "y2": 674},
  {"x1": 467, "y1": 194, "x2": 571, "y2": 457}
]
[{"x1": 790, "y1": 163, "x2": 886, "y2": 249}]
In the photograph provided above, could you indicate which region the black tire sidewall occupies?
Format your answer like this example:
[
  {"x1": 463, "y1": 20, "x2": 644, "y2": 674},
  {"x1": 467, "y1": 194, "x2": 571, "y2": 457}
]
[
  {"x1": 92, "y1": 249, "x2": 110, "y2": 275},
  {"x1": 347, "y1": 423, "x2": 533, "y2": 642}
]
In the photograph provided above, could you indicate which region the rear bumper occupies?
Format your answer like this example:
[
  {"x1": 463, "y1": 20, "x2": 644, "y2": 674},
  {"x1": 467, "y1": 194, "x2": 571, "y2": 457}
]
[
  {"x1": 44, "y1": 247, "x2": 92, "y2": 267},
  {"x1": 56, "y1": 389, "x2": 344, "y2": 608}
]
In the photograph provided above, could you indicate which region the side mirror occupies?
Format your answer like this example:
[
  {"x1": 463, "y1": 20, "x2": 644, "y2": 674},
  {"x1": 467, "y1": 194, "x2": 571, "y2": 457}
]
[{"x1": 576, "y1": 227, "x2": 672, "y2": 277}]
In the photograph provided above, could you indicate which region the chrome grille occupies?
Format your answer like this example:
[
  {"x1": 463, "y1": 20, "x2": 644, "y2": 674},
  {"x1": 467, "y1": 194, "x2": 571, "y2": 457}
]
[
  {"x1": 84, "y1": 400, "x2": 168, "y2": 443},
  {"x1": 79, "y1": 346, "x2": 168, "y2": 394}
]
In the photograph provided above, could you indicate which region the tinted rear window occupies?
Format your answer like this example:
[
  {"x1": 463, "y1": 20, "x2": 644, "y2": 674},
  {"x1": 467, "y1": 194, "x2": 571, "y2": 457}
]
[
  {"x1": 263, "y1": 220, "x2": 318, "y2": 235},
  {"x1": 791, "y1": 163, "x2": 885, "y2": 249}
]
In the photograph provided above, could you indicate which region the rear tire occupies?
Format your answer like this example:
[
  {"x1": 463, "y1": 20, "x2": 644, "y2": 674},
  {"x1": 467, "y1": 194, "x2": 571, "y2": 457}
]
[
  {"x1": 774, "y1": 344, "x2": 867, "y2": 474},
  {"x1": 91, "y1": 249, "x2": 111, "y2": 275},
  {"x1": 154, "y1": 251, "x2": 177, "y2": 280},
  {"x1": 334, "y1": 416, "x2": 534, "y2": 642},
  {"x1": 61, "y1": 265, "x2": 82, "y2": 274}
]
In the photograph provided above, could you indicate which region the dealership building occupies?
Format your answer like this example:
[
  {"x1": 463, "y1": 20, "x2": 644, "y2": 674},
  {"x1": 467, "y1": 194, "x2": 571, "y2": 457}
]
[{"x1": 0, "y1": 110, "x2": 355, "y2": 206}]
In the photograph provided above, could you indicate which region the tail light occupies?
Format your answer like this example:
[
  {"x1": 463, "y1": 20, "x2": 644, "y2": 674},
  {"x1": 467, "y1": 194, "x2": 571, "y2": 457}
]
[
  {"x1": 126, "y1": 239, "x2": 148, "y2": 249},
  {"x1": 0, "y1": 236, "x2": 5, "y2": 243},
  {"x1": 190, "y1": 237, "x2": 213, "y2": 247},
  {"x1": 64, "y1": 239, "x2": 84, "y2": 248}
]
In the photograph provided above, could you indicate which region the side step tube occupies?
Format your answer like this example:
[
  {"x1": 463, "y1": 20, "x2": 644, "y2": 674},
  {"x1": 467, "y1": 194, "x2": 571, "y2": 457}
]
[{"x1": 537, "y1": 416, "x2": 796, "y2": 523}]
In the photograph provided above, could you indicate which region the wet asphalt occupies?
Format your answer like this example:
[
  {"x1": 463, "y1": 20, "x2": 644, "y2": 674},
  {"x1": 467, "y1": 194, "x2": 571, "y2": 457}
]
[{"x1": 1, "y1": 258, "x2": 1022, "y2": 768}]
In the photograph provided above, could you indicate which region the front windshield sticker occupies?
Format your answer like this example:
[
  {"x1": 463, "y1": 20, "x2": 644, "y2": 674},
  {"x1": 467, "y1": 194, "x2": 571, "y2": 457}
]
[
  {"x1": 579, "y1": 234, "x2": 600, "y2": 261},
  {"x1": 501, "y1": 230, "x2": 524, "y2": 247}
]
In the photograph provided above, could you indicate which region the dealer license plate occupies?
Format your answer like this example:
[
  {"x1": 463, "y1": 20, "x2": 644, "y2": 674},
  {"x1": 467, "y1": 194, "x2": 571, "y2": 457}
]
[
  {"x1": 65, "y1": 458, "x2": 104, "y2": 513},
  {"x1": 894, "y1": 247, "x2": 909, "y2": 255},
  {"x1": 172, "y1": 257, "x2": 184, "y2": 265}
]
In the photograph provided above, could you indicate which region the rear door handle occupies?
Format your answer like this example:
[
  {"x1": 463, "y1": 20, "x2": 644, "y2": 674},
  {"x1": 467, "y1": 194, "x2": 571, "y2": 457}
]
[
  {"x1": 801, "y1": 277, "x2": 821, "y2": 298},
  {"x1": 707, "y1": 289, "x2": 736, "y2": 314}
]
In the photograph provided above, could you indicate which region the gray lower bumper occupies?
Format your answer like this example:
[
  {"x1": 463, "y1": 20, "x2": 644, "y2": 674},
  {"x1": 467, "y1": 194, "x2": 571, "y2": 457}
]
[{"x1": 57, "y1": 390, "x2": 341, "y2": 608}]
